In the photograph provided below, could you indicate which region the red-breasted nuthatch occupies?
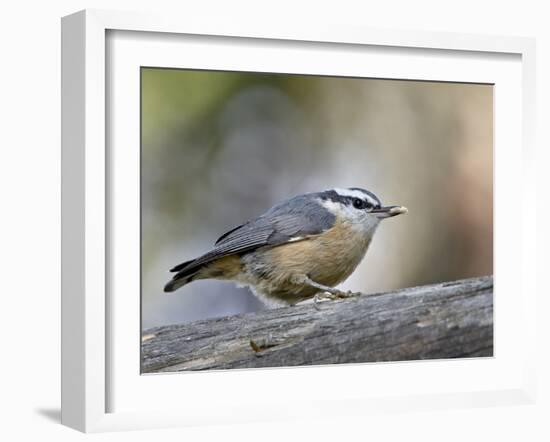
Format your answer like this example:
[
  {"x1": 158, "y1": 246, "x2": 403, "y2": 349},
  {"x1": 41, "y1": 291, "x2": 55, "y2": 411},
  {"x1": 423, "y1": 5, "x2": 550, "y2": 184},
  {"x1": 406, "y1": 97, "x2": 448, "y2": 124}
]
[{"x1": 164, "y1": 188, "x2": 407, "y2": 305}]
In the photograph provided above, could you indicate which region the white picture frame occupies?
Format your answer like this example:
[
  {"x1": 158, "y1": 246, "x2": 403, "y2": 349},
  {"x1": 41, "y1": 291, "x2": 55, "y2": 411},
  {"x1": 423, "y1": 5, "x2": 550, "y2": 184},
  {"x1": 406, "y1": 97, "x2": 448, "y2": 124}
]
[{"x1": 61, "y1": 9, "x2": 537, "y2": 433}]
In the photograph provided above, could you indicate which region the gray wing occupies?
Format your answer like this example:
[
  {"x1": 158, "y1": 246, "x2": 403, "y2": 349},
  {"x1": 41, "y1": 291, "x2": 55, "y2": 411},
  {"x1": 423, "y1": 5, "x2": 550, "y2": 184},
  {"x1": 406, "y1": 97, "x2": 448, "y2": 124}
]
[
  {"x1": 213, "y1": 195, "x2": 336, "y2": 252},
  {"x1": 171, "y1": 195, "x2": 336, "y2": 274}
]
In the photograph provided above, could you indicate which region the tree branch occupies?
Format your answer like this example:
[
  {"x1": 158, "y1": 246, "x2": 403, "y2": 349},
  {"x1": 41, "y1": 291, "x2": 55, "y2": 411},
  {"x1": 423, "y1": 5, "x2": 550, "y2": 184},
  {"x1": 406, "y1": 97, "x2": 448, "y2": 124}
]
[{"x1": 141, "y1": 275, "x2": 493, "y2": 372}]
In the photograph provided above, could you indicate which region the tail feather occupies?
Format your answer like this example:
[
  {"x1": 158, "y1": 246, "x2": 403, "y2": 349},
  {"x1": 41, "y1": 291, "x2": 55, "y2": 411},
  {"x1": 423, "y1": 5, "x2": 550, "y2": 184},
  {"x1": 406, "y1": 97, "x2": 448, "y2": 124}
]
[
  {"x1": 170, "y1": 258, "x2": 196, "y2": 273},
  {"x1": 164, "y1": 273, "x2": 197, "y2": 293},
  {"x1": 165, "y1": 257, "x2": 206, "y2": 293}
]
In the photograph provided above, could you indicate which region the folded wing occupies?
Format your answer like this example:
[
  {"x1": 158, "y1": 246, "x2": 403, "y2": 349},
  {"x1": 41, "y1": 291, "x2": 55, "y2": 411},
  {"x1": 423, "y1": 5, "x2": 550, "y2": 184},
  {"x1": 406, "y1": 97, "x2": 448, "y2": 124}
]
[{"x1": 166, "y1": 195, "x2": 336, "y2": 285}]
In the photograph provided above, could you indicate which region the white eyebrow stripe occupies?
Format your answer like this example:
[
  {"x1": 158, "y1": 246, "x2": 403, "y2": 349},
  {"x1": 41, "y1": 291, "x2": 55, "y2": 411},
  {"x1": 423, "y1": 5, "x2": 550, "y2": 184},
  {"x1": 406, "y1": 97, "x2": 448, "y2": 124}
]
[
  {"x1": 365, "y1": 194, "x2": 380, "y2": 206},
  {"x1": 332, "y1": 188, "x2": 380, "y2": 206},
  {"x1": 333, "y1": 188, "x2": 367, "y2": 199}
]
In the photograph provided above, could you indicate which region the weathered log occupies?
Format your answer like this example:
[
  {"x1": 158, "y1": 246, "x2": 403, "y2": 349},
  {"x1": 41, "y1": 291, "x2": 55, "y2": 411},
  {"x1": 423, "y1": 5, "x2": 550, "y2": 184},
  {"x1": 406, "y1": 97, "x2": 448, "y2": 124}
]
[{"x1": 141, "y1": 275, "x2": 493, "y2": 372}]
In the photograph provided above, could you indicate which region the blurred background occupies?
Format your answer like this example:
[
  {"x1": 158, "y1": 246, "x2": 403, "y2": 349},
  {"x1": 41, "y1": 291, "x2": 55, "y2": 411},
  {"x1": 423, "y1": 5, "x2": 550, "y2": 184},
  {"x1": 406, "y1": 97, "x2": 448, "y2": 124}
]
[{"x1": 141, "y1": 68, "x2": 493, "y2": 330}]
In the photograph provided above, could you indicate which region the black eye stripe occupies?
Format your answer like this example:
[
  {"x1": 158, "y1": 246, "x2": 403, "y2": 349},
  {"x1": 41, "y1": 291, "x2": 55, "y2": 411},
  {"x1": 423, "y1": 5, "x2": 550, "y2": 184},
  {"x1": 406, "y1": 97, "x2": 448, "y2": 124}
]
[
  {"x1": 317, "y1": 189, "x2": 382, "y2": 208},
  {"x1": 351, "y1": 197, "x2": 374, "y2": 210},
  {"x1": 348, "y1": 188, "x2": 382, "y2": 206}
]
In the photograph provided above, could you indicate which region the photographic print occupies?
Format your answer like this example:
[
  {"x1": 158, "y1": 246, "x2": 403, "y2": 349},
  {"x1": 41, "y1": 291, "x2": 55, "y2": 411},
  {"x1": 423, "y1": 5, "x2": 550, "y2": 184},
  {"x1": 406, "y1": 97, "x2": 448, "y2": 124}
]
[{"x1": 140, "y1": 68, "x2": 493, "y2": 373}]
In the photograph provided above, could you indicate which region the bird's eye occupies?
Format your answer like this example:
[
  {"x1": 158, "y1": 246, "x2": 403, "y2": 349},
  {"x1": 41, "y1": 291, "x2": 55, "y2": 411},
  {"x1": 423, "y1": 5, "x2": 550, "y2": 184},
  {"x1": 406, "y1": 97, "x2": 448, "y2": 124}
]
[{"x1": 352, "y1": 198, "x2": 365, "y2": 209}]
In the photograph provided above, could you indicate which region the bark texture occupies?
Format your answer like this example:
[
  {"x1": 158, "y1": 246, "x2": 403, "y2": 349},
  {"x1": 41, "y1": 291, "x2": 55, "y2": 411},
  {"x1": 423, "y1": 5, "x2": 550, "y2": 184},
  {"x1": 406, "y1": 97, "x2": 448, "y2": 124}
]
[{"x1": 142, "y1": 275, "x2": 493, "y2": 372}]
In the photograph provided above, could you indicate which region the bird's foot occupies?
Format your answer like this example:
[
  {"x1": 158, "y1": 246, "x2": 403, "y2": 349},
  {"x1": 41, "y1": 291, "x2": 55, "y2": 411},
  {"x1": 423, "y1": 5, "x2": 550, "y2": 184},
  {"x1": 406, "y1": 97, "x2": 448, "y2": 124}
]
[
  {"x1": 343, "y1": 290, "x2": 362, "y2": 298},
  {"x1": 313, "y1": 290, "x2": 361, "y2": 308}
]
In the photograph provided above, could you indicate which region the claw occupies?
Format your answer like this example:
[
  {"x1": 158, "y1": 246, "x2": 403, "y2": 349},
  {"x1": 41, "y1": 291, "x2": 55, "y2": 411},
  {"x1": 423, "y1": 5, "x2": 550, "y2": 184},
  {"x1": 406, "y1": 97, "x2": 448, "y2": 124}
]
[
  {"x1": 314, "y1": 290, "x2": 361, "y2": 307},
  {"x1": 313, "y1": 293, "x2": 327, "y2": 309}
]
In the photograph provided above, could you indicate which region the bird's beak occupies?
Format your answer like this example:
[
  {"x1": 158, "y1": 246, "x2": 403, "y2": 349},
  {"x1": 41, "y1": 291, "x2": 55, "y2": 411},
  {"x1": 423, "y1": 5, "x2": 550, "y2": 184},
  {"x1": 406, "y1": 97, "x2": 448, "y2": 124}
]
[{"x1": 372, "y1": 205, "x2": 408, "y2": 219}]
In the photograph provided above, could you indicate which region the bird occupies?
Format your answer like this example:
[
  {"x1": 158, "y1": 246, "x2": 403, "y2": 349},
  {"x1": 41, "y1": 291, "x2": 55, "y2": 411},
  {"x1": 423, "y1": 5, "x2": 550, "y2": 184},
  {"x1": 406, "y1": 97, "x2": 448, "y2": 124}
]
[{"x1": 164, "y1": 187, "x2": 407, "y2": 306}]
